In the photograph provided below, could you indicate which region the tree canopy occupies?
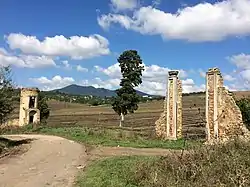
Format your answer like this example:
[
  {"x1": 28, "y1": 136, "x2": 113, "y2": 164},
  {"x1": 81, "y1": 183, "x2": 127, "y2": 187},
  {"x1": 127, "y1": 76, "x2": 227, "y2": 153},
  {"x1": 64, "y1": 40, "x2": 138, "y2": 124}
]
[
  {"x1": 0, "y1": 66, "x2": 15, "y2": 125},
  {"x1": 111, "y1": 50, "x2": 144, "y2": 126}
]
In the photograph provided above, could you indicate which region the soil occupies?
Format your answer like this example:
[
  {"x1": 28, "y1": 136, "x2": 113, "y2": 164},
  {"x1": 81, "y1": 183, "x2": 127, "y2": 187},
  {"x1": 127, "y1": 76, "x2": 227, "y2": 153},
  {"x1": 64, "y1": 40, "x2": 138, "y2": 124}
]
[{"x1": 0, "y1": 134, "x2": 181, "y2": 187}]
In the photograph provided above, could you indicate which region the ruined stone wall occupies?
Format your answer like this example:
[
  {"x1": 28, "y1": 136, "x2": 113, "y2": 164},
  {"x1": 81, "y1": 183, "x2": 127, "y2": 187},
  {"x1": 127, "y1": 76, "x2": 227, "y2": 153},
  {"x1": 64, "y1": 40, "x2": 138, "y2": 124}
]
[
  {"x1": 206, "y1": 68, "x2": 249, "y2": 142},
  {"x1": 217, "y1": 87, "x2": 249, "y2": 141},
  {"x1": 177, "y1": 79, "x2": 182, "y2": 138},
  {"x1": 19, "y1": 88, "x2": 40, "y2": 126},
  {"x1": 167, "y1": 78, "x2": 174, "y2": 138},
  {"x1": 155, "y1": 71, "x2": 182, "y2": 140}
]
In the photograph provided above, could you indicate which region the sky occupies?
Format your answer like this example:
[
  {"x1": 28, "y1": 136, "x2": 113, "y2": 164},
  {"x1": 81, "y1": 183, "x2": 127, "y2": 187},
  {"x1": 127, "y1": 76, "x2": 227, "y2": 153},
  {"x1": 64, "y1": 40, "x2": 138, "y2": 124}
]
[{"x1": 1, "y1": 0, "x2": 250, "y2": 95}]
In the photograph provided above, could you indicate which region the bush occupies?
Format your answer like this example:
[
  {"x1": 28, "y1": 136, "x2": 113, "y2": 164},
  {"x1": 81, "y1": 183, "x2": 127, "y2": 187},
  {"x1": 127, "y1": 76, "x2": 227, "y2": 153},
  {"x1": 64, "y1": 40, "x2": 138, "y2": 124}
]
[
  {"x1": 38, "y1": 92, "x2": 50, "y2": 122},
  {"x1": 132, "y1": 139, "x2": 250, "y2": 187},
  {"x1": 236, "y1": 98, "x2": 250, "y2": 130}
]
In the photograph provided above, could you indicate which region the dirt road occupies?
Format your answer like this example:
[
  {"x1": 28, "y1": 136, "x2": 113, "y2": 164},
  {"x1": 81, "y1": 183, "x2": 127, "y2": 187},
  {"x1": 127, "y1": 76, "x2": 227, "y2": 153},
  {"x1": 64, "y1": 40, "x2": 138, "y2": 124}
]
[
  {"x1": 0, "y1": 134, "x2": 87, "y2": 187},
  {"x1": 0, "y1": 134, "x2": 182, "y2": 187}
]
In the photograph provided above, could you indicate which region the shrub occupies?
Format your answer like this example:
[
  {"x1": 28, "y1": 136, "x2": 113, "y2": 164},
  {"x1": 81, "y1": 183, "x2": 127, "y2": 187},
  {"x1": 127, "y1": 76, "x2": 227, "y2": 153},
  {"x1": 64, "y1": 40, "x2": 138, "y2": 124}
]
[
  {"x1": 132, "y1": 139, "x2": 250, "y2": 187},
  {"x1": 236, "y1": 98, "x2": 250, "y2": 130},
  {"x1": 38, "y1": 92, "x2": 50, "y2": 122}
]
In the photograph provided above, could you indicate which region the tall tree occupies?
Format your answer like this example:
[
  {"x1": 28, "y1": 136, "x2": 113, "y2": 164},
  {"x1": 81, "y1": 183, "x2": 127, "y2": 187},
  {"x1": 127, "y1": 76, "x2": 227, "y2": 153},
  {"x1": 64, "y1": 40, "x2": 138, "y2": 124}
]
[
  {"x1": 112, "y1": 50, "x2": 145, "y2": 127},
  {"x1": 0, "y1": 66, "x2": 15, "y2": 125}
]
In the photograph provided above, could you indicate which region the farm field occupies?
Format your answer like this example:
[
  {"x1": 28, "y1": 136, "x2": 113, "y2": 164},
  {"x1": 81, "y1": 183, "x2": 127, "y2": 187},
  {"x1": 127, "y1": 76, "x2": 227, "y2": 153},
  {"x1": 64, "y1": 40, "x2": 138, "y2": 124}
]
[
  {"x1": 10, "y1": 90, "x2": 248, "y2": 139},
  {"x1": 45, "y1": 94, "x2": 207, "y2": 139}
]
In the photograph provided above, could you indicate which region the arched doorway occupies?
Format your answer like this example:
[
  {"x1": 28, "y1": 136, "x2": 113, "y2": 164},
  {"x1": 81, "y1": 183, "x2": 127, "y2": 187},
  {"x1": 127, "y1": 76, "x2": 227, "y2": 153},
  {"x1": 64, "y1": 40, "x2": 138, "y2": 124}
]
[{"x1": 29, "y1": 110, "x2": 37, "y2": 124}]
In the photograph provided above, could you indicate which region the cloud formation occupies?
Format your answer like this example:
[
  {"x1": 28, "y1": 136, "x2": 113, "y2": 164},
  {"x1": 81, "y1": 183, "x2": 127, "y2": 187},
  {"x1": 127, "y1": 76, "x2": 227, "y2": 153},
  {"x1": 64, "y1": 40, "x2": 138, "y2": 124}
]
[
  {"x1": 110, "y1": 0, "x2": 138, "y2": 11},
  {"x1": 6, "y1": 33, "x2": 110, "y2": 60},
  {"x1": 94, "y1": 62, "x2": 204, "y2": 95},
  {"x1": 30, "y1": 75, "x2": 75, "y2": 90},
  {"x1": 0, "y1": 48, "x2": 56, "y2": 68},
  {"x1": 98, "y1": 0, "x2": 250, "y2": 42}
]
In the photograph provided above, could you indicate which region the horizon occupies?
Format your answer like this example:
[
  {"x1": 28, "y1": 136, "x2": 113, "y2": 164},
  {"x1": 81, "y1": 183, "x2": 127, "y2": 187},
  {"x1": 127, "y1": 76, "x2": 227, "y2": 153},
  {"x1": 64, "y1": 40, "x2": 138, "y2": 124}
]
[{"x1": 1, "y1": 0, "x2": 250, "y2": 96}]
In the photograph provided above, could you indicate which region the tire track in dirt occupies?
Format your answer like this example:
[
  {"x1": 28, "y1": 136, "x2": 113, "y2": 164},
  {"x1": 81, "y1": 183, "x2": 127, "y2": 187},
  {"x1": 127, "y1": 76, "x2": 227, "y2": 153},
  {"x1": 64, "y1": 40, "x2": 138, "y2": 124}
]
[
  {"x1": 0, "y1": 134, "x2": 181, "y2": 187},
  {"x1": 0, "y1": 134, "x2": 87, "y2": 187}
]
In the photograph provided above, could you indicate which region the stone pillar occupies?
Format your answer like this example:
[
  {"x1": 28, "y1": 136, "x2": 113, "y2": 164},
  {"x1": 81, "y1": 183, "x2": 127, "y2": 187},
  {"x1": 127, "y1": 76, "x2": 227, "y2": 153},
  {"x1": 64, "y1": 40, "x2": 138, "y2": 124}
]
[
  {"x1": 155, "y1": 70, "x2": 182, "y2": 140},
  {"x1": 206, "y1": 68, "x2": 222, "y2": 141},
  {"x1": 205, "y1": 67, "x2": 249, "y2": 143},
  {"x1": 166, "y1": 71, "x2": 182, "y2": 140}
]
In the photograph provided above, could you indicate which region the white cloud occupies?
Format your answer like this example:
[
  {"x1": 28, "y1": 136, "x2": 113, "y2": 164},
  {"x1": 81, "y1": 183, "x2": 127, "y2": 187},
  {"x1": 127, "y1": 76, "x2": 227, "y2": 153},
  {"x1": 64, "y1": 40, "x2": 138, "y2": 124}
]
[
  {"x1": 76, "y1": 65, "x2": 88, "y2": 72},
  {"x1": 182, "y1": 79, "x2": 205, "y2": 93},
  {"x1": 6, "y1": 33, "x2": 110, "y2": 60},
  {"x1": 228, "y1": 53, "x2": 250, "y2": 70},
  {"x1": 94, "y1": 62, "x2": 201, "y2": 95},
  {"x1": 62, "y1": 60, "x2": 71, "y2": 70},
  {"x1": 110, "y1": 0, "x2": 138, "y2": 12},
  {"x1": 223, "y1": 74, "x2": 236, "y2": 81},
  {"x1": 98, "y1": 0, "x2": 250, "y2": 42},
  {"x1": 0, "y1": 48, "x2": 56, "y2": 68},
  {"x1": 30, "y1": 75, "x2": 75, "y2": 90},
  {"x1": 224, "y1": 53, "x2": 250, "y2": 90},
  {"x1": 95, "y1": 62, "x2": 187, "y2": 82},
  {"x1": 95, "y1": 63, "x2": 121, "y2": 78}
]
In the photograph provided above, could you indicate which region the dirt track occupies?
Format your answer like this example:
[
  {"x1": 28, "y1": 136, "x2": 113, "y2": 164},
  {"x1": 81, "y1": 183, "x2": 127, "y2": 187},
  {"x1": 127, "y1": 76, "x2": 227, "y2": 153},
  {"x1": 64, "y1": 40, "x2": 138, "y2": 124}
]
[
  {"x1": 0, "y1": 134, "x2": 181, "y2": 187},
  {"x1": 0, "y1": 135, "x2": 87, "y2": 187}
]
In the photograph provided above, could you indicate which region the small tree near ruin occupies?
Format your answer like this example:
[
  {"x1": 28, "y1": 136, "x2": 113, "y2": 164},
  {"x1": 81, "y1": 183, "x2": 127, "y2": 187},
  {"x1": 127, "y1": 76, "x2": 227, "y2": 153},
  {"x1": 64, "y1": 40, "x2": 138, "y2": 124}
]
[
  {"x1": 0, "y1": 66, "x2": 15, "y2": 125},
  {"x1": 112, "y1": 50, "x2": 144, "y2": 127},
  {"x1": 38, "y1": 92, "x2": 50, "y2": 123}
]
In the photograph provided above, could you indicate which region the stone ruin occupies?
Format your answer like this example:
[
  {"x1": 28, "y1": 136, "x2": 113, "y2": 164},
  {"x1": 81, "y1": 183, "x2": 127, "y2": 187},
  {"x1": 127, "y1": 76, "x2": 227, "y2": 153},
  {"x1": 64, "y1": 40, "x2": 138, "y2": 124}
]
[
  {"x1": 155, "y1": 70, "x2": 182, "y2": 140},
  {"x1": 2, "y1": 87, "x2": 41, "y2": 127},
  {"x1": 156, "y1": 67, "x2": 250, "y2": 142},
  {"x1": 19, "y1": 88, "x2": 41, "y2": 126},
  {"x1": 205, "y1": 68, "x2": 249, "y2": 142}
]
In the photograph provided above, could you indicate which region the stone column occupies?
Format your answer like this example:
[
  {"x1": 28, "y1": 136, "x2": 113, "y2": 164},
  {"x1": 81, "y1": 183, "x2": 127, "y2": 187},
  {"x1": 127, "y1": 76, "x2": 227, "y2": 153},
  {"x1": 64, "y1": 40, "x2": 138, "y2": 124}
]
[
  {"x1": 166, "y1": 71, "x2": 182, "y2": 140},
  {"x1": 155, "y1": 71, "x2": 182, "y2": 140},
  {"x1": 206, "y1": 68, "x2": 221, "y2": 141}
]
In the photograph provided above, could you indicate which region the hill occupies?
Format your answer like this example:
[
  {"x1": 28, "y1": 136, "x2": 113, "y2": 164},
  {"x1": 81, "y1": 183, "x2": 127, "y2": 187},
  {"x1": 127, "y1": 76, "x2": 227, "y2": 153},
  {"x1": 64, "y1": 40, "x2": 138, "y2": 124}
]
[{"x1": 51, "y1": 84, "x2": 152, "y2": 98}]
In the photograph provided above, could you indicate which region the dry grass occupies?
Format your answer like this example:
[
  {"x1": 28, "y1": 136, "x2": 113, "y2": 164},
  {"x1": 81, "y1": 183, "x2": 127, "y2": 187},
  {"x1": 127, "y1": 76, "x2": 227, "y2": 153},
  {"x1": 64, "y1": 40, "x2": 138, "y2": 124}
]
[
  {"x1": 9, "y1": 94, "x2": 208, "y2": 139},
  {"x1": 133, "y1": 138, "x2": 250, "y2": 187},
  {"x1": 77, "y1": 139, "x2": 250, "y2": 187}
]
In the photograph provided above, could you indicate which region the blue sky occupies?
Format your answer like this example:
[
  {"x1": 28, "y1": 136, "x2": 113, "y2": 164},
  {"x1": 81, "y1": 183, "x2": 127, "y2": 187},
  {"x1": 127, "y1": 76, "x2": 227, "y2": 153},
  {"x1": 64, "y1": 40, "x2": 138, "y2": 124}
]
[{"x1": 1, "y1": 0, "x2": 250, "y2": 95}]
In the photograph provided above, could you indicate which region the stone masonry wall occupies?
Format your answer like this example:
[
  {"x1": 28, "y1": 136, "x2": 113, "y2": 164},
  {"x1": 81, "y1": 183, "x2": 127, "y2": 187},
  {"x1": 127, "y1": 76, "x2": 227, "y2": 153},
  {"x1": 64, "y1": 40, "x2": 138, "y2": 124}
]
[
  {"x1": 217, "y1": 87, "x2": 249, "y2": 141},
  {"x1": 168, "y1": 79, "x2": 174, "y2": 137},
  {"x1": 206, "y1": 68, "x2": 249, "y2": 142},
  {"x1": 155, "y1": 71, "x2": 182, "y2": 140},
  {"x1": 19, "y1": 88, "x2": 40, "y2": 126},
  {"x1": 177, "y1": 79, "x2": 182, "y2": 138}
]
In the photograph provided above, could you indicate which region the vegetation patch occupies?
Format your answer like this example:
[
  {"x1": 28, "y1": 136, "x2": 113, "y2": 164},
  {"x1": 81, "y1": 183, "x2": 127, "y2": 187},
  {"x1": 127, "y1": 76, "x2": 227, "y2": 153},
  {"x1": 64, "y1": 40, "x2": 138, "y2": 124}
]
[
  {"x1": 76, "y1": 139, "x2": 250, "y2": 187},
  {"x1": 2, "y1": 125, "x2": 201, "y2": 149},
  {"x1": 75, "y1": 156, "x2": 157, "y2": 187},
  {"x1": 0, "y1": 137, "x2": 31, "y2": 158}
]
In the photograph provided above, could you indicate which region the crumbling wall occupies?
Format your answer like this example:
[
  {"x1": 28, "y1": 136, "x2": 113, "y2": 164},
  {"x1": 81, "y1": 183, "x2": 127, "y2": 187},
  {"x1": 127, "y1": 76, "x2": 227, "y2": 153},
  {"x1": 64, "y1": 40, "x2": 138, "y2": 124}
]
[
  {"x1": 19, "y1": 88, "x2": 40, "y2": 126},
  {"x1": 206, "y1": 68, "x2": 249, "y2": 142},
  {"x1": 155, "y1": 71, "x2": 182, "y2": 140},
  {"x1": 177, "y1": 79, "x2": 182, "y2": 138},
  {"x1": 217, "y1": 87, "x2": 249, "y2": 141}
]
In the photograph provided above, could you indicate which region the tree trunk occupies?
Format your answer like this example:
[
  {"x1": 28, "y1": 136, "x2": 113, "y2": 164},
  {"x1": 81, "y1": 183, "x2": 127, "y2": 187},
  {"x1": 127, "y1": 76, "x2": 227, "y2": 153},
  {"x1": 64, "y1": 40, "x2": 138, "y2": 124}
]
[{"x1": 119, "y1": 113, "x2": 124, "y2": 127}]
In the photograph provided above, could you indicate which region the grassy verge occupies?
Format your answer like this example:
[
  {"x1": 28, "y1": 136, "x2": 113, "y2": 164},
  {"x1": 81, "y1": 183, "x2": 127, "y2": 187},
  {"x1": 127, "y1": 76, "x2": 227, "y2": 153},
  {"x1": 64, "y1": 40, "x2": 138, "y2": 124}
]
[
  {"x1": 75, "y1": 156, "x2": 157, "y2": 187},
  {"x1": 1, "y1": 125, "x2": 202, "y2": 149},
  {"x1": 76, "y1": 138, "x2": 250, "y2": 187}
]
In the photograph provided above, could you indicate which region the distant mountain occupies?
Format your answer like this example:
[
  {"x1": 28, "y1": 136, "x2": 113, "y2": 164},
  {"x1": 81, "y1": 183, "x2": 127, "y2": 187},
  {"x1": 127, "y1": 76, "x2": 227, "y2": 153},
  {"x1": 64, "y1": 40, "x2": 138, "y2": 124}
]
[{"x1": 50, "y1": 84, "x2": 152, "y2": 98}]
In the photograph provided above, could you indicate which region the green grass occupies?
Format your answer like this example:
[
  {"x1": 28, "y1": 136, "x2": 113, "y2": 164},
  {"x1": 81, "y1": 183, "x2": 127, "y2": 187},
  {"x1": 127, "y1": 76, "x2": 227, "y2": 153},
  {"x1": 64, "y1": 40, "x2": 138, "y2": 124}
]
[
  {"x1": 75, "y1": 156, "x2": 157, "y2": 187},
  {"x1": 2, "y1": 125, "x2": 202, "y2": 149},
  {"x1": 76, "y1": 139, "x2": 250, "y2": 187}
]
